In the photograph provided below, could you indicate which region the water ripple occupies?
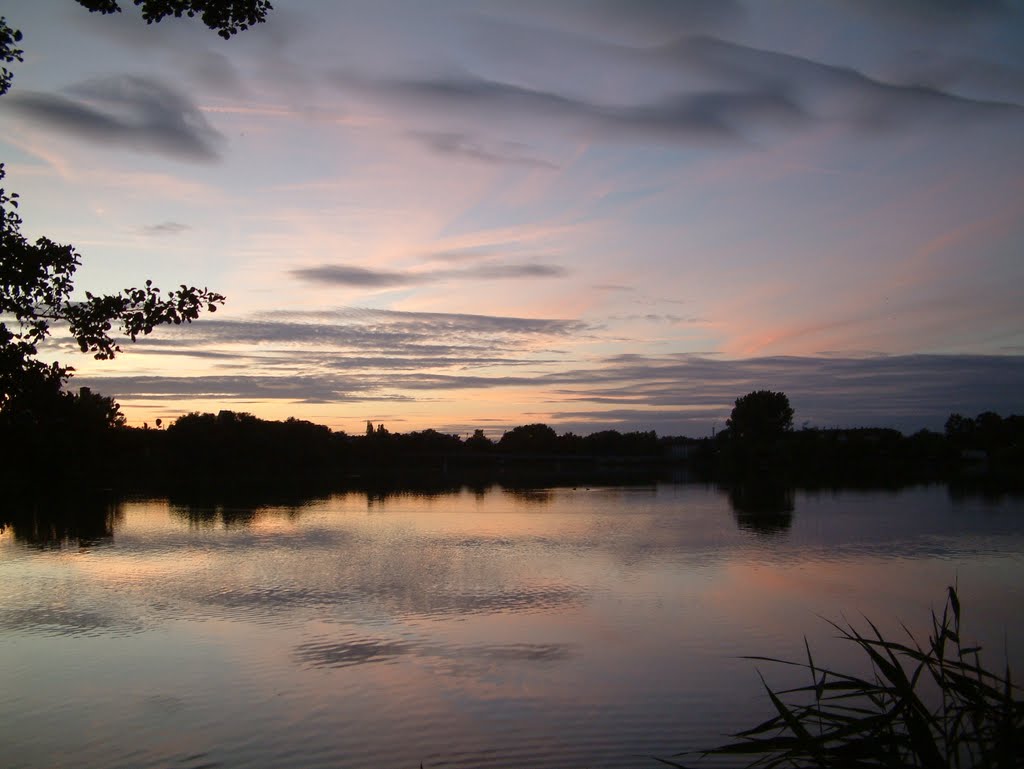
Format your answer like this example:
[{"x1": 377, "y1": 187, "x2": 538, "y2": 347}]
[{"x1": 0, "y1": 606, "x2": 143, "y2": 637}]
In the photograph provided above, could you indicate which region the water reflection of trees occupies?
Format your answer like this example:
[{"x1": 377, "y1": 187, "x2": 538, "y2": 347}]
[
  {"x1": 0, "y1": 481, "x2": 803, "y2": 543},
  {"x1": 725, "y1": 479, "x2": 795, "y2": 535},
  {"x1": 361, "y1": 478, "x2": 491, "y2": 507},
  {"x1": 162, "y1": 478, "x2": 670, "y2": 517},
  {"x1": 503, "y1": 487, "x2": 555, "y2": 505},
  {"x1": 0, "y1": 494, "x2": 123, "y2": 548},
  {"x1": 162, "y1": 478, "x2": 579, "y2": 522},
  {"x1": 947, "y1": 479, "x2": 1024, "y2": 506},
  {"x1": 168, "y1": 488, "x2": 330, "y2": 528},
  {"x1": 172, "y1": 504, "x2": 263, "y2": 529}
]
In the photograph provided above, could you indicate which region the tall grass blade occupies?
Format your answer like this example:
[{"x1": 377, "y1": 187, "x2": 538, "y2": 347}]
[{"x1": 679, "y1": 587, "x2": 1023, "y2": 769}]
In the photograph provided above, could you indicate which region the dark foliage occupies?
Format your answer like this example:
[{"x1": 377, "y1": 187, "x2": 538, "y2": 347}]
[
  {"x1": 164, "y1": 410, "x2": 335, "y2": 478},
  {"x1": 465, "y1": 428, "x2": 494, "y2": 453},
  {"x1": 0, "y1": 16, "x2": 23, "y2": 96},
  {"x1": 74, "y1": 0, "x2": 272, "y2": 39},
  {"x1": 0, "y1": 170, "x2": 224, "y2": 412},
  {"x1": 727, "y1": 390, "x2": 795, "y2": 444},
  {"x1": 1, "y1": 5, "x2": 227, "y2": 419},
  {"x1": 946, "y1": 411, "x2": 1024, "y2": 460},
  {"x1": 1, "y1": 2, "x2": 241, "y2": 470},
  {"x1": 498, "y1": 423, "x2": 560, "y2": 454}
]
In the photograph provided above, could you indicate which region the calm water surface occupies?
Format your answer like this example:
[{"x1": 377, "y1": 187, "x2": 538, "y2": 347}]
[{"x1": 2, "y1": 483, "x2": 1023, "y2": 769}]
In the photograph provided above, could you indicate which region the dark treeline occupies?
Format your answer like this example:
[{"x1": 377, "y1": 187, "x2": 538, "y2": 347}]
[
  {"x1": 2, "y1": 386, "x2": 1021, "y2": 495},
  {"x1": 114, "y1": 413, "x2": 682, "y2": 492},
  {"x1": 715, "y1": 412, "x2": 1023, "y2": 490},
  {"x1": 3, "y1": 403, "x2": 1022, "y2": 547}
]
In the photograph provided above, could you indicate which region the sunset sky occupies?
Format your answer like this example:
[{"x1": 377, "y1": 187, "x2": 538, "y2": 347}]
[{"x1": 2, "y1": 0, "x2": 1023, "y2": 436}]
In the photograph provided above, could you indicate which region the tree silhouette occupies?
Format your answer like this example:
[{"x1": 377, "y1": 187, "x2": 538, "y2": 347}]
[
  {"x1": 499, "y1": 423, "x2": 559, "y2": 453},
  {"x1": 726, "y1": 390, "x2": 794, "y2": 444},
  {"x1": 0, "y1": 17, "x2": 21, "y2": 97},
  {"x1": 74, "y1": 0, "x2": 273, "y2": 39},
  {"x1": 465, "y1": 429, "x2": 494, "y2": 452},
  {"x1": 1, "y1": 2, "x2": 272, "y2": 423},
  {"x1": 0, "y1": 163, "x2": 225, "y2": 420}
]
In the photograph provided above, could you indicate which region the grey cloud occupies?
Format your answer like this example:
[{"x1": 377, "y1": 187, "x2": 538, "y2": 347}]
[
  {"x1": 72, "y1": 375, "x2": 363, "y2": 403},
  {"x1": 336, "y1": 68, "x2": 802, "y2": 144},
  {"x1": 292, "y1": 265, "x2": 408, "y2": 288},
  {"x1": 659, "y1": 35, "x2": 1023, "y2": 131},
  {"x1": 492, "y1": 0, "x2": 743, "y2": 44},
  {"x1": 125, "y1": 347, "x2": 549, "y2": 371},
  {"x1": 7, "y1": 75, "x2": 223, "y2": 161},
  {"x1": 189, "y1": 49, "x2": 246, "y2": 94},
  {"x1": 411, "y1": 130, "x2": 558, "y2": 168},
  {"x1": 72, "y1": 303, "x2": 591, "y2": 404},
  {"x1": 471, "y1": 263, "x2": 565, "y2": 279},
  {"x1": 333, "y1": 31, "x2": 1021, "y2": 150},
  {"x1": 71, "y1": 299, "x2": 1023, "y2": 436},
  {"x1": 57, "y1": 300, "x2": 554, "y2": 370},
  {"x1": 421, "y1": 246, "x2": 499, "y2": 264},
  {"x1": 878, "y1": 50, "x2": 1024, "y2": 105},
  {"x1": 140, "y1": 221, "x2": 190, "y2": 236},
  {"x1": 292, "y1": 261, "x2": 567, "y2": 287},
  {"x1": 608, "y1": 313, "x2": 707, "y2": 324},
  {"x1": 840, "y1": 0, "x2": 1017, "y2": 26},
  {"x1": 461, "y1": 13, "x2": 1023, "y2": 122},
  {"x1": 126, "y1": 347, "x2": 240, "y2": 360},
  {"x1": 543, "y1": 354, "x2": 1024, "y2": 434},
  {"x1": 78, "y1": 353, "x2": 1024, "y2": 436},
  {"x1": 265, "y1": 307, "x2": 588, "y2": 337},
  {"x1": 134, "y1": 320, "x2": 550, "y2": 355},
  {"x1": 420, "y1": 243, "x2": 555, "y2": 265},
  {"x1": 383, "y1": 373, "x2": 541, "y2": 391}
]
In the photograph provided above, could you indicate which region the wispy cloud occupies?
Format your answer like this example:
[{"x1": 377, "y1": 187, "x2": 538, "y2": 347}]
[
  {"x1": 70, "y1": 307, "x2": 589, "y2": 357},
  {"x1": 16, "y1": 1, "x2": 1023, "y2": 436},
  {"x1": 74, "y1": 313, "x2": 1024, "y2": 436},
  {"x1": 6, "y1": 75, "x2": 223, "y2": 161},
  {"x1": 840, "y1": 0, "x2": 1017, "y2": 26},
  {"x1": 292, "y1": 262, "x2": 567, "y2": 287},
  {"x1": 330, "y1": 30, "x2": 1022, "y2": 151},
  {"x1": 542, "y1": 354, "x2": 1024, "y2": 433},
  {"x1": 410, "y1": 130, "x2": 558, "y2": 169},
  {"x1": 139, "y1": 221, "x2": 190, "y2": 236},
  {"x1": 334, "y1": 67, "x2": 803, "y2": 145},
  {"x1": 188, "y1": 49, "x2": 246, "y2": 95},
  {"x1": 661, "y1": 35, "x2": 1024, "y2": 132}
]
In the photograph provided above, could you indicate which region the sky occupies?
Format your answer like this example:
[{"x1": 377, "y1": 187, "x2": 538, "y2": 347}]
[{"x1": 2, "y1": 0, "x2": 1023, "y2": 437}]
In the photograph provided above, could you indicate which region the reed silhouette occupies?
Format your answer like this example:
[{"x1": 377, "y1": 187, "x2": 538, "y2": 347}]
[{"x1": 662, "y1": 585, "x2": 1023, "y2": 769}]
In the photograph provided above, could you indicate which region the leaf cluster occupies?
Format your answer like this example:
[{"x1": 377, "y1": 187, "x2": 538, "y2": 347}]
[
  {"x1": 1, "y1": 163, "x2": 224, "y2": 410},
  {"x1": 74, "y1": 0, "x2": 273, "y2": 39},
  {"x1": 0, "y1": 16, "x2": 24, "y2": 96},
  {"x1": 2, "y1": 3, "x2": 236, "y2": 417}
]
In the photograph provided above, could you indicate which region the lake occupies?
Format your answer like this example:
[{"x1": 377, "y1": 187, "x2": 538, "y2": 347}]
[{"x1": 2, "y1": 483, "x2": 1023, "y2": 769}]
